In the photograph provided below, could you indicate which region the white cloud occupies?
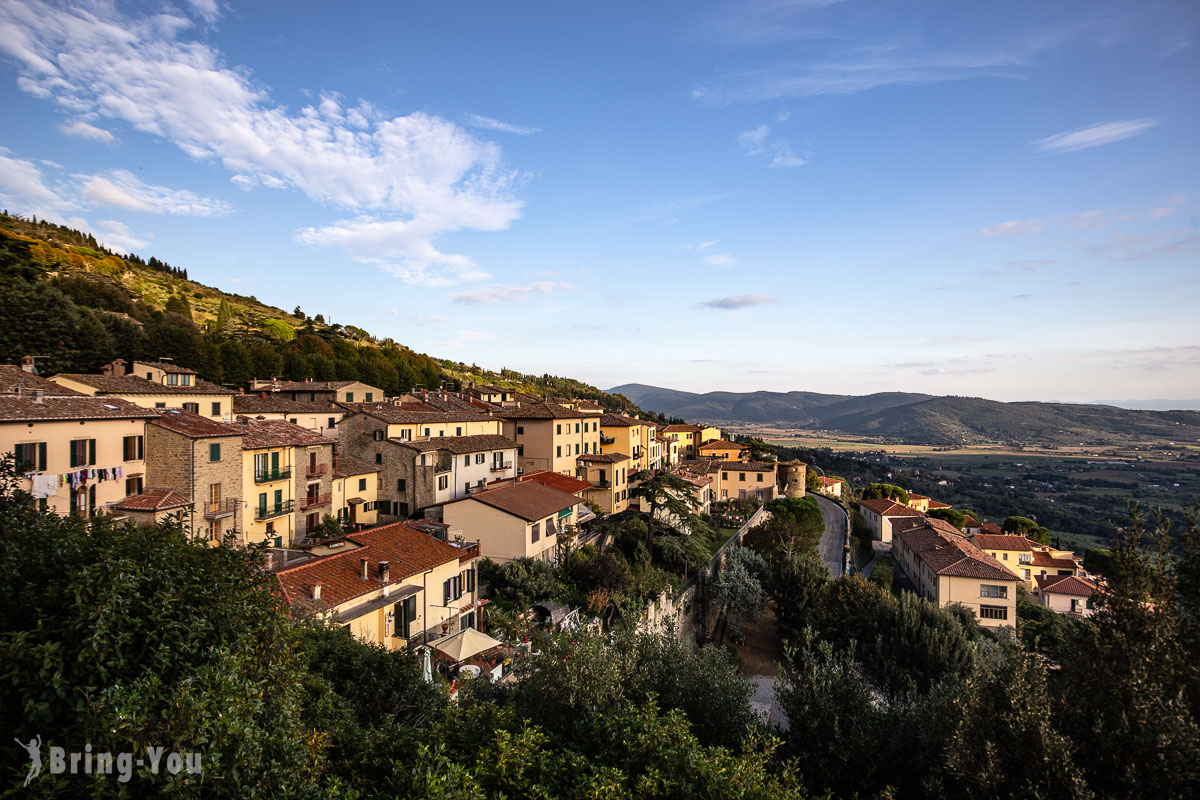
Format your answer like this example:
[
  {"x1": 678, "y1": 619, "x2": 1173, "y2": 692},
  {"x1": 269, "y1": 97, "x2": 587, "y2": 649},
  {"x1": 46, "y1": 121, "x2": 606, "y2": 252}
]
[
  {"x1": 462, "y1": 113, "x2": 540, "y2": 135},
  {"x1": 704, "y1": 252, "x2": 737, "y2": 266},
  {"x1": 226, "y1": 277, "x2": 245, "y2": 284},
  {"x1": 1032, "y1": 118, "x2": 1160, "y2": 155},
  {"x1": 0, "y1": 0, "x2": 523, "y2": 285},
  {"x1": 686, "y1": 239, "x2": 719, "y2": 250},
  {"x1": 696, "y1": 293, "x2": 776, "y2": 309},
  {"x1": 737, "y1": 123, "x2": 807, "y2": 168},
  {"x1": 450, "y1": 282, "x2": 573, "y2": 305},
  {"x1": 94, "y1": 219, "x2": 151, "y2": 254},
  {"x1": 0, "y1": 148, "x2": 76, "y2": 218},
  {"x1": 971, "y1": 209, "x2": 1111, "y2": 237},
  {"x1": 58, "y1": 119, "x2": 116, "y2": 143},
  {"x1": 416, "y1": 314, "x2": 445, "y2": 326},
  {"x1": 184, "y1": 0, "x2": 221, "y2": 24},
  {"x1": 80, "y1": 169, "x2": 232, "y2": 216}
]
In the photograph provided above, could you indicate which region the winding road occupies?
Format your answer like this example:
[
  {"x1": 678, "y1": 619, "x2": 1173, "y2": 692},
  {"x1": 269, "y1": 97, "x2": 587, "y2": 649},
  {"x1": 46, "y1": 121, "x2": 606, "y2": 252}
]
[{"x1": 811, "y1": 493, "x2": 848, "y2": 578}]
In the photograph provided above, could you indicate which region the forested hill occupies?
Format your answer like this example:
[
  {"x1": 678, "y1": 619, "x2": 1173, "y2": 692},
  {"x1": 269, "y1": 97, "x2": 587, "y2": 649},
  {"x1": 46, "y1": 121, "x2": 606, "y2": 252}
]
[
  {"x1": 0, "y1": 213, "x2": 639, "y2": 412},
  {"x1": 610, "y1": 383, "x2": 1200, "y2": 447}
]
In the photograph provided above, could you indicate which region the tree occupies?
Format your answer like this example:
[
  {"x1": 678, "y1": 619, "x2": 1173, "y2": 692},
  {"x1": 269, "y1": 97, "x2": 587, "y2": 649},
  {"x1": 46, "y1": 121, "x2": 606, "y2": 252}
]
[
  {"x1": 714, "y1": 548, "x2": 768, "y2": 640},
  {"x1": 311, "y1": 513, "x2": 344, "y2": 539},
  {"x1": 862, "y1": 483, "x2": 910, "y2": 504},
  {"x1": 1003, "y1": 515, "x2": 1051, "y2": 545},
  {"x1": 927, "y1": 507, "x2": 967, "y2": 529},
  {"x1": 738, "y1": 438, "x2": 776, "y2": 462},
  {"x1": 628, "y1": 470, "x2": 713, "y2": 557}
]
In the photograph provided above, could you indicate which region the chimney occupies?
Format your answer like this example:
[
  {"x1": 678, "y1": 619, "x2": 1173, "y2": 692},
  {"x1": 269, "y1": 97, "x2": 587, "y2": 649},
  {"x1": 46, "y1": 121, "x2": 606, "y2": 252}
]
[
  {"x1": 378, "y1": 560, "x2": 390, "y2": 583},
  {"x1": 360, "y1": 557, "x2": 369, "y2": 580},
  {"x1": 20, "y1": 355, "x2": 36, "y2": 374},
  {"x1": 311, "y1": 584, "x2": 322, "y2": 600},
  {"x1": 31, "y1": 389, "x2": 44, "y2": 404}
]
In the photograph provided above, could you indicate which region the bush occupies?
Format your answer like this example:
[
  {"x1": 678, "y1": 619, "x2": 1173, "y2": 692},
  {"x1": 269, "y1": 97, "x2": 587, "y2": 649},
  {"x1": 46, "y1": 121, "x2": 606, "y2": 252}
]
[{"x1": 869, "y1": 560, "x2": 893, "y2": 591}]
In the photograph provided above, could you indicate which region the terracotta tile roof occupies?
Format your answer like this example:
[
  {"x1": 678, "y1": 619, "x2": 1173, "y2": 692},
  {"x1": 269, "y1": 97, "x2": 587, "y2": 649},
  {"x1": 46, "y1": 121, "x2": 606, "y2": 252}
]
[
  {"x1": 135, "y1": 360, "x2": 196, "y2": 374},
  {"x1": 663, "y1": 424, "x2": 702, "y2": 433},
  {"x1": 521, "y1": 470, "x2": 592, "y2": 494},
  {"x1": 496, "y1": 402, "x2": 586, "y2": 420},
  {"x1": 971, "y1": 534, "x2": 1035, "y2": 552},
  {"x1": 112, "y1": 488, "x2": 193, "y2": 511},
  {"x1": 453, "y1": 480, "x2": 580, "y2": 522},
  {"x1": 1032, "y1": 551, "x2": 1078, "y2": 570},
  {"x1": 54, "y1": 373, "x2": 232, "y2": 395},
  {"x1": 395, "y1": 434, "x2": 516, "y2": 455},
  {"x1": 600, "y1": 413, "x2": 647, "y2": 427},
  {"x1": 860, "y1": 498, "x2": 925, "y2": 517},
  {"x1": 1036, "y1": 574, "x2": 1098, "y2": 596},
  {"x1": 408, "y1": 393, "x2": 491, "y2": 413},
  {"x1": 347, "y1": 404, "x2": 494, "y2": 425},
  {"x1": 980, "y1": 522, "x2": 1003, "y2": 535},
  {"x1": 577, "y1": 452, "x2": 629, "y2": 463},
  {"x1": 891, "y1": 516, "x2": 963, "y2": 538},
  {"x1": 908, "y1": 492, "x2": 930, "y2": 501},
  {"x1": 717, "y1": 460, "x2": 777, "y2": 473},
  {"x1": 0, "y1": 395, "x2": 158, "y2": 422},
  {"x1": 253, "y1": 380, "x2": 363, "y2": 392},
  {"x1": 333, "y1": 453, "x2": 378, "y2": 479},
  {"x1": 698, "y1": 439, "x2": 741, "y2": 450},
  {"x1": 233, "y1": 395, "x2": 339, "y2": 414},
  {"x1": 275, "y1": 522, "x2": 468, "y2": 608},
  {"x1": 817, "y1": 476, "x2": 844, "y2": 486},
  {"x1": 150, "y1": 408, "x2": 242, "y2": 438},
  {"x1": 896, "y1": 522, "x2": 1020, "y2": 581},
  {"x1": 238, "y1": 418, "x2": 333, "y2": 449},
  {"x1": 926, "y1": 500, "x2": 952, "y2": 509},
  {"x1": 0, "y1": 365, "x2": 84, "y2": 395}
]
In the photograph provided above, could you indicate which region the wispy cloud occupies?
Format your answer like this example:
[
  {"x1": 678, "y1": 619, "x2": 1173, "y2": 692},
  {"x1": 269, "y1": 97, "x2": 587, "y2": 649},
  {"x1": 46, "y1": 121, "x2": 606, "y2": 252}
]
[
  {"x1": 58, "y1": 119, "x2": 116, "y2": 144},
  {"x1": 450, "y1": 282, "x2": 573, "y2": 305},
  {"x1": 80, "y1": 170, "x2": 232, "y2": 217},
  {"x1": 686, "y1": 239, "x2": 719, "y2": 250},
  {"x1": 1032, "y1": 118, "x2": 1160, "y2": 154},
  {"x1": 737, "y1": 123, "x2": 807, "y2": 168},
  {"x1": 462, "y1": 113, "x2": 540, "y2": 135},
  {"x1": 696, "y1": 293, "x2": 776, "y2": 309},
  {"x1": 704, "y1": 253, "x2": 738, "y2": 267},
  {"x1": 615, "y1": 192, "x2": 737, "y2": 226},
  {"x1": 0, "y1": 1, "x2": 523, "y2": 285},
  {"x1": 93, "y1": 219, "x2": 151, "y2": 254},
  {"x1": 226, "y1": 277, "x2": 245, "y2": 284},
  {"x1": 970, "y1": 209, "x2": 1111, "y2": 238}
]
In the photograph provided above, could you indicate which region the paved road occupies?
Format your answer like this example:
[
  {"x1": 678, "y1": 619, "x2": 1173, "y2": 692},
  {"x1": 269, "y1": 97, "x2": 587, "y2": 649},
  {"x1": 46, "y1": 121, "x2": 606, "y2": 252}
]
[{"x1": 811, "y1": 493, "x2": 847, "y2": 578}]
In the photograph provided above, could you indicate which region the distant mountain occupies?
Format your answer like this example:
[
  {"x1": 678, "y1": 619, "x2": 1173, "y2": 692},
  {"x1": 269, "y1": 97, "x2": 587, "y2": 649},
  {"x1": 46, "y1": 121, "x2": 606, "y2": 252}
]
[{"x1": 608, "y1": 383, "x2": 1200, "y2": 446}]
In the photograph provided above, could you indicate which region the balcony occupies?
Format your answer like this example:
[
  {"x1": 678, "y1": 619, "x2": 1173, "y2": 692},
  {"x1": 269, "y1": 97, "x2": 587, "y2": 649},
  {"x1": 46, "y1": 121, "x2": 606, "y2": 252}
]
[
  {"x1": 307, "y1": 463, "x2": 329, "y2": 477},
  {"x1": 254, "y1": 500, "x2": 294, "y2": 520},
  {"x1": 600, "y1": 435, "x2": 615, "y2": 445},
  {"x1": 456, "y1": 542, "x2": 480, "y2": 562},
  {"x1": 594, "y1": 479, "x2": 611, "y2": 489},
  {"x1": 301, "y1": 492, "x2": 332, "y2": 510},
  {"x1": 204, "y1": 498, "x2": 239, "y2": 519},
  {"x1": 254, "y1": 467, "x2": 292, "y2": 484},
  {"x1": 490, "y1": 460, "x2": 513, "y2": 472}
]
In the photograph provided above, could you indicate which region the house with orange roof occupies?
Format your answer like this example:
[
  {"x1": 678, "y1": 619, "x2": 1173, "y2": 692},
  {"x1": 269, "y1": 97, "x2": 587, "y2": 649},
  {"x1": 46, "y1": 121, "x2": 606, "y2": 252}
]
[
  {"x1": 696, "y1": 439, "x2": 745, "y2": 462},
  {"x1": 52, "y1": 359, "x2": 236, "y2": 420},
  {"x1": 893, "y1": 519, "x2": 1021, "y2": 628},
  {"x1": 442, "y1": 480, "x2": 585, "y2": 565},
  {"x1": 906, "y1": 492, "x2": 932, "y2": 512},
  {"x1": 1035, "y1": 574, "x2": 1100, "y2": 617},
  {"x1": 859, "y1": 497, "x2": 925, "y2": 543},
  {"x1": 816, "y1": 475, "x2": 845, "y2": 499},
  {"x1": 274, "y1": 521, "x2": 481, "y2": 650},
  {"x1": 575, "y1": 452, "x2": 632, "y2": 514}
]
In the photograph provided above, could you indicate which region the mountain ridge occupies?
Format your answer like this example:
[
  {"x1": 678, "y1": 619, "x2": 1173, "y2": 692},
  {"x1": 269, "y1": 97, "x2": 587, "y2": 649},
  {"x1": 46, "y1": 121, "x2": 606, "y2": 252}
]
[{"x1": 608, "y1": 383, "x2": 1200, "y2": 446}]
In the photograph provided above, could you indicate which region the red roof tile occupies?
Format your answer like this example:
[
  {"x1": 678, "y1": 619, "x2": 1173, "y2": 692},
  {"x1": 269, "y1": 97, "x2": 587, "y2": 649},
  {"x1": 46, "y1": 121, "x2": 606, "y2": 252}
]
[
  {"x1": 55, "y1": 373, "x2": 231, "y2": 395},
  {"x1": 895, "y1": 522, "x2": 1019, "y2": 581},
  {"x1": 1032, "y1": 551, "x2": 1078, "y2": 570},
  {"x1": 0, "y1": 365, "x2": 84, "y2": 395},
  {"x1": 971, "y1": 534, "x2": 1035, "y2": 552},
  {"x1": 521, "y1": 470, "x2": 592, "y2": 494},
  {"x1": 238, "y1": 418, "x2": 332, "y2": 449},
  {"x1": 112, "y1": 488, "x2": 193, "y2": 511},
  {"x1": 149, "y1": 408, "x2": 242, "y2": 438},
  {"x1": 452, "y1": 480, "x2": 580, "y2": 522},
  {"x1": 275, "y1": 522, "x2": 468, "y2": 608},
  {"x1": 1036, "y1": 574, "x2": 1098, "y2": 596},
  {"x1": 860, "y1": 498, "x2": 925, "y2": 517},
  {"x1": 0, "y1": 395, "x2": 158, "y2": 422}
]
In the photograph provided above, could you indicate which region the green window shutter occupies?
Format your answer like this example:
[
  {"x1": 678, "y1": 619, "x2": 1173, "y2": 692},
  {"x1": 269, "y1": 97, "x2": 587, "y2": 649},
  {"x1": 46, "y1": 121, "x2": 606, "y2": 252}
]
[
  {"x1": 38, "y1": 442, "x2": 47, "y2": 471},
  {"x1": 87, "y1": 439, "x2": 96, "y2": 466},
  {"x1": 271, "y1": 451, "x2": 279, "y2": 471},
  {"x1": 258, "y1": 493, "x2": 267, "y2": 514},
  {"x1": 210, "y1": 443, "x2": 221, "y2": 462}
]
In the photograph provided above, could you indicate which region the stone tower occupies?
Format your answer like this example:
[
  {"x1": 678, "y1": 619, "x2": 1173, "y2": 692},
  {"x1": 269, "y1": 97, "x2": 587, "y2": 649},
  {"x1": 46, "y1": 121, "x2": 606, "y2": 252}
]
[{"x1": 779, "y1": 461, "x2": 807, "y2": 498}]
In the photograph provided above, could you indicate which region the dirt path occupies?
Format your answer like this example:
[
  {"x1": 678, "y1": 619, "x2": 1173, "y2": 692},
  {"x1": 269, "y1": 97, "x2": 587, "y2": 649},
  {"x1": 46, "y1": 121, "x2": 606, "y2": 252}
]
[{"x1": 734, "y1": 599, "x2": 789, "y2": 730}]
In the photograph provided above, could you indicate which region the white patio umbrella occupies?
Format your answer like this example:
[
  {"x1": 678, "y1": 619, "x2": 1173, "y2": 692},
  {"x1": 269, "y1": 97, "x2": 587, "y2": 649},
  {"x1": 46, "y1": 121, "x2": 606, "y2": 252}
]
[
  {"x1": 430, "y1": 627, "x2": 504, "y2": 661},
  {"x1": 421, "y1": 646, "x2": 433, "y2": 683}
]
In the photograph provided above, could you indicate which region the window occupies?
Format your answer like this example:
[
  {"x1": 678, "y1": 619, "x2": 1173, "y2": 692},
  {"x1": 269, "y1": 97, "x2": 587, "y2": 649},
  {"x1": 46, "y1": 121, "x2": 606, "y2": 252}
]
[
  {"x1": 516, "y1": 426, "x2": 524, "y2": 435},
  {"x1": 575, "y1": 444, "x2": 580, "y2": 454},
  {"x1": 443, "y1": 575, "x2": 463, "y2": 603},
  {"x1": 374, "y1": 430, "x2": 384, "y2": 441},
  {"x1": 211, "y1": 402, "x2": 221, "y2": 416},
  {"x1": 375, "y1": 452, "x2": 383, "y2": 464},
  {"x1": 166, "y1": 373, "x2": 178, "y2": 386},
  {"x1": 739, "y1": 473, "x2": 746, "y2": 482},
  {"x1": 358, "y1": 478, "x2": 367, "y2": 491},
  {"x1": 456, "y1": 426, "x2": 462, "y2": 436},
  {"x1": 475, "y1": 453, "x2": 485, "y2": 464},
  {"x1": 437, "y1": 475, "x2": 449, "y2": 490},
  {"x1": 209, "y1": 483, "x2": 221, "y2": 506},
  {"x1": 14, "y1": 442, "x2": 46, "y2": 472},
  {"x1": 517, "y1": 445, "x2": 524, "y2": 456},
  {"x1": 464, "y1": 455, "x2": 470, "y2": 466},
  {"x1": 69, "y1": 439, "x2": 96, "y2": 468},
  {"x1": 575, "y1": 423, "x2": 580, "y2": 433},
  {"x1": 424, "y1": 427, "x2": 431, "y2": 436},
  {"x1": 979, "y1": 605, "x2": 1008, "y2": 620},
  {"x1": 756, "y1": 473, "x2": 763, "y2": 482},
  {"x1": 182, "y1": 402, "x2": 199, "y2": 414},
  {"x1": 122, "y1": 435, "x2": 143, "y2": 461},
  {"x1": 365, "y1": 393, "x2": 373, "y2": 402},
  {"x1": 345, "y1": 392, "x2": 354, "y2": 402},
  {"x1": 980, "y1": 584, "x2": 1008, "y2": 599},
  {"x1": 722, "y1": 472, "x2": 728, "y2": 480},
  {"x1": 556, "y1": 445, "x2": 562, "y2": 457},
  {"x1": 328, "y1": 417, "x2": 336, "y2": 428},
  {"x1": 556, "y1": 424, "x2": 562, "y2": 434},
  {"x1": 209, "y1": 443, "x2": 221, "y2": 462},
  {"x1": 464, "y1": 483, "x2": 470, "y2": 493},
  {"x1": 531, "y1": 522, "x2": 541, "y2": 542},
  {"x1": 155, "y1": 402, "x2": 166, "y2": 408},
  {"x1": 398, "y1": 595, "x2": 417, "y2": 638},
  {"x1": 289, "y1": 418, "x2": 297, "y2": 425},
  {"x1": 125, "y1": 477, "x2": 143, "y2": 496},
  {"x1": 397, "y1": 478, "x2": 406, "y2": 491},
  {"x1": 462, "y1": 568, "x2": 476, "y2": 593}
]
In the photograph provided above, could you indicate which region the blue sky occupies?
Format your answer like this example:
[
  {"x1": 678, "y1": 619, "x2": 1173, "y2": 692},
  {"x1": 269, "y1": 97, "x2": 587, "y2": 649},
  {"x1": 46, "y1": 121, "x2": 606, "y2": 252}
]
[{"x1": 1, "y1": 0, "x2": 1197, "y2": 405}]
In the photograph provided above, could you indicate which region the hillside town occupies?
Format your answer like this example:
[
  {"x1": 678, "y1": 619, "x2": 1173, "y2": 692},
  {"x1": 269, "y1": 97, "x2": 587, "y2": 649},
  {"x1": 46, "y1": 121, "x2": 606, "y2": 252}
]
[{"x1": 3, "y1": 354, "x2": 1097, "y2": 662}]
